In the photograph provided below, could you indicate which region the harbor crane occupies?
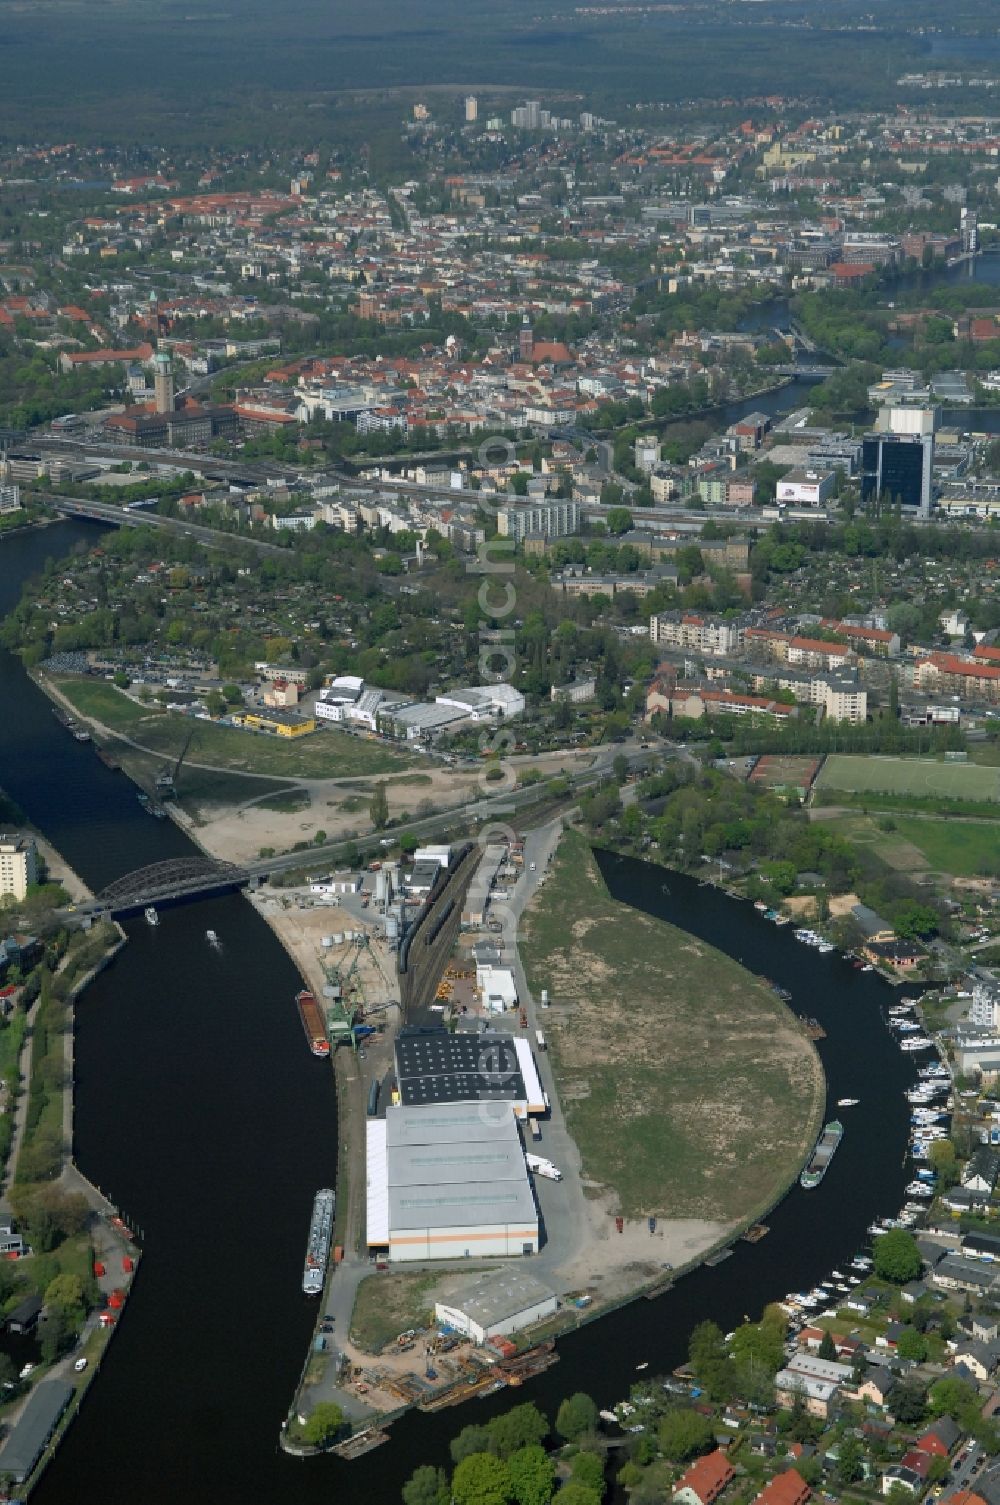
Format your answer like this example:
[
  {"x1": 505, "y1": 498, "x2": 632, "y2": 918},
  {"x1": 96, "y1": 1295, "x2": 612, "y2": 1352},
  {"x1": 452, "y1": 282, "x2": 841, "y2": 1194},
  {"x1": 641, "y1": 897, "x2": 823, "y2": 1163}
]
[{"x1": 155, "y1": 724, "x2": 197, "y2": 800}]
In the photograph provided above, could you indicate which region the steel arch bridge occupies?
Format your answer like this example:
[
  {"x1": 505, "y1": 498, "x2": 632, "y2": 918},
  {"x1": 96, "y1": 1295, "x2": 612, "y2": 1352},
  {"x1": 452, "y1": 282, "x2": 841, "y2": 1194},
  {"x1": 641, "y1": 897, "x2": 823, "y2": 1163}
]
[{"x1": 96, "y1": 856, "x2": 244, "y2": 911}]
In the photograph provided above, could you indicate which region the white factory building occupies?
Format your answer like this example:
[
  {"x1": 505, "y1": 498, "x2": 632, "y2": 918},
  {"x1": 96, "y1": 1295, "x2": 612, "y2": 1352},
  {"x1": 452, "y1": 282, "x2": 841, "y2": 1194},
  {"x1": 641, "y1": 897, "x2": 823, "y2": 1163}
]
[
  {"x1": 366, "y1": 1101, "x2": 539, "y2": 1263},
  {"x1": 435, "y1": 1269, "x2": 557, "y2": 1345}
]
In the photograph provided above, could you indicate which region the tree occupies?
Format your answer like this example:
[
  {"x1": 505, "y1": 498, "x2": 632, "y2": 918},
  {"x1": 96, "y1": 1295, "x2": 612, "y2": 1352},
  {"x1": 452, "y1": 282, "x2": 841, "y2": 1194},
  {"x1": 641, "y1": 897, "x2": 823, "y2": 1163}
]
[
  {"x1": 556, "y1": 1392, "x2": 599, "y2": 1442},
  {"x1": 818, "y1": 1331, "x2": 836, "y2": 1361},
  {"x1": 553, "y1": 1485, "x2": 602, "y2": 1505},
  {"x1": 892, "y1": 1381, "x2": 927, "y2": 1426},
  {"x1": 897, "y1": 1327, "x2": 928, "y2": 1362},
  {"x1": 40, "y1": 1309, "x2": 70, "y2": 1366},
  {"x1": 873, "y1": 1229, "x2": 922, "y2": 1284},
  {"x1": 928, "y1": 1139, "x2": 959, "y2": 1186},
  {"x1": 606, "y1": 508, "x2": 633, "y2": 536},
  {"x1": 688, "y1": 1320, "x2": 730, "y2": 1399},
  {"x1": 402, "y1": 1464, "x2": 450, "y2": 1505},
  {"x1": 929, "y1": 1377, "x2": 981, "y2": 1429},
  {"x1": 612, "y1": 753, "x2": 629, "y2": 785},
  {"x1": 44, "y1": 1272, "x2": 84, "y2": 1323},
  {"x1": 835, "y1": 1437, "x2": 863, "y2": 1487},
  {"x1": 571, "y1": 1452, "x2": 606, "y2": 1497},
  {"x1": 222, "y1": 683, "x2": 244, "y2": 705},
  {"x1": 507, "y1": 1444, "x2": 556, "y2": 1505},
  {"x1": 452, "y1": 1426, "x2": 493, "y2": 1464},
  {"x1": 729, "y1": 1307, "x2": 787, "y2": 1375},
  {"x1": 487, "y1": 1404, "x2": 548, "y2": 1459},
  {"x1": 657, "y1": 1408, "x2": 715, "y2": 1462},
  {"x1": 370, "y1": 782, "x2": 390, "y2": 829},
  {"x1": 301, "y1": 1402, "x2": 344, "y2": 1447},
  {"x1": 452, "y1": 1452, "x2": 513, "y2": 1505}
]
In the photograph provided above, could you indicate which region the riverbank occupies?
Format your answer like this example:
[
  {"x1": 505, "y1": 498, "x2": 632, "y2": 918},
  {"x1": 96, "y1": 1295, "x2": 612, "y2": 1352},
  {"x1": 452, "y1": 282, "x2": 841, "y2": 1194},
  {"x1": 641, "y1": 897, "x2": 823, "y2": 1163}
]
[
  {"x1": 0, "y1": 837, "x2": 141, "y2": 1497},
  {"x1": 520, "y1": 829, "x2": 825, "y2": 1242}
]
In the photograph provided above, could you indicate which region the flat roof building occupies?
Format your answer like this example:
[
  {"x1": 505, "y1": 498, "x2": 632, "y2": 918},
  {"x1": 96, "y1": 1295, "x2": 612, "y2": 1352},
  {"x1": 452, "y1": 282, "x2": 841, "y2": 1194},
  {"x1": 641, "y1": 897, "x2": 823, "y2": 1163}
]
[
  {"x1": 393, "y1": 1027, "x2": 544, "y2": 1115},
  {"x1": 366, "y1": 1101, "x2": 539, "y2": 1262},
  {"x1": 0, "y1": 832, "x2": 38, "y2": 902},
  {"x1": 0, "y1": 1379, "x2": 74, "y2": 1482},
  {"x1": 435, "y1": 1268, "x2": 557, "y2": 1344}
]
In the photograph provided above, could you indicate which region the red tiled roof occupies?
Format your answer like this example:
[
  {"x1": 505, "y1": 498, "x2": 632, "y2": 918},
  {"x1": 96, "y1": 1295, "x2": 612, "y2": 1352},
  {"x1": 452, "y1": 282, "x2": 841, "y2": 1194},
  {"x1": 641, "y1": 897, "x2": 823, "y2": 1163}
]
[
  {"x1": 674, "y1": 1449, "x2": 736, "y2": 1505},
  {"x1": 754, "y1": 1469, "x2": 811, "y2": 1505}
]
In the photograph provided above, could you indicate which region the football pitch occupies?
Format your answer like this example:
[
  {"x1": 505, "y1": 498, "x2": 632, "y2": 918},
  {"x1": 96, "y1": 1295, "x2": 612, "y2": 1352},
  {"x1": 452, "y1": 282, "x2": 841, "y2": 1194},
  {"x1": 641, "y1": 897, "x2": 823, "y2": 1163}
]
[{"x1": 816, "y1": 754, "x2": 1000, "y2": 803}]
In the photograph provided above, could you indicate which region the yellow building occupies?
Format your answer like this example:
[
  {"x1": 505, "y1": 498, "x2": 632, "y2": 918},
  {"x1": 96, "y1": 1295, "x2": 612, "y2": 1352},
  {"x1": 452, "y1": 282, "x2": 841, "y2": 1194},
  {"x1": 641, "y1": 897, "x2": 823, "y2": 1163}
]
[{"x1": 232, "y1": 709, "x2": 316, "y2": 739}]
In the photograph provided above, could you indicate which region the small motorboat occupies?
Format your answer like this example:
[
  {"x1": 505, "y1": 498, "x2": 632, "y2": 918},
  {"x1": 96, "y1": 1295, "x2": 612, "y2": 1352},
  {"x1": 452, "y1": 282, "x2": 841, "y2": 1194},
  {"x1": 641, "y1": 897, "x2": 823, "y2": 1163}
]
[
  {"x1": 837, "y1": 1098, "x2": 859, "y2": 1108},
  {"x1": 635, "y1": 1362, "x2": 648, "y2": 1371},
  {"x1": 144, "y1": 907, "x2": 159, "y2": 927},
  {"x1": 206, "y1": 929, "x2": 220, "y2": 947}
]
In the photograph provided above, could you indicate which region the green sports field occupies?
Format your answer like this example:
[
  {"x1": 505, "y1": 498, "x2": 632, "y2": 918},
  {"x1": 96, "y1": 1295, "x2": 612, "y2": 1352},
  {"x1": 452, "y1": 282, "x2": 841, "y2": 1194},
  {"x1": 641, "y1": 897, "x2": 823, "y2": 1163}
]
[{"x1": 816, "y1": 755, "x2": 1000, "y2": 803}]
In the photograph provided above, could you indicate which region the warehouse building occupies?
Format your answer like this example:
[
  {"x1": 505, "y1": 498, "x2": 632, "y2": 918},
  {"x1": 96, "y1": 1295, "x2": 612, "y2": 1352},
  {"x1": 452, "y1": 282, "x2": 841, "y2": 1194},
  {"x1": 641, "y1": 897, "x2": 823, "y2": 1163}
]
[
  {"x1": 366, "y1": 1101, "x2": 539, "y2": 1262},
  {"x1": 0, "y1": 1379, "x2": 74, "y2": 1482},
  {"x1": 394, "y1": 1027, "x2": 545, "y2": 1116},
  {"x1": 435, "y1": 1268, "x2": 557, "y2": 1344}
]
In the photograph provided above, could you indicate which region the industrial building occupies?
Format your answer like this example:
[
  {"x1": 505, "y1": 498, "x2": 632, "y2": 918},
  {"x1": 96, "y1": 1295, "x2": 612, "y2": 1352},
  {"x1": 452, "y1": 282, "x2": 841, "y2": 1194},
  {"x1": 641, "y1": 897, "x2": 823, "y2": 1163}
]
[
  {"x1": 434, "y1": 1268, "x2": 557, "y2": 1344},
  {"x1": 0, "y1": 1379, "x2": 74, "y2": 1482},
  {"x1": 393, "y1": 1027, "x2": 545, "y2": 1116},
  {"x1": 366, "y1": 1101, "x2": 539, "y2": 1261}
]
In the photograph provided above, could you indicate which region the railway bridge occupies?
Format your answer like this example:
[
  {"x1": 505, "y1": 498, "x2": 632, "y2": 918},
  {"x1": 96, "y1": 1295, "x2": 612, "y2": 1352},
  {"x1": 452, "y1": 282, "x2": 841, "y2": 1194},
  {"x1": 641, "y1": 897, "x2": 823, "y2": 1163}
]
[{"x1": 90, "y1": 856, "x2": 249, "y2": 916}]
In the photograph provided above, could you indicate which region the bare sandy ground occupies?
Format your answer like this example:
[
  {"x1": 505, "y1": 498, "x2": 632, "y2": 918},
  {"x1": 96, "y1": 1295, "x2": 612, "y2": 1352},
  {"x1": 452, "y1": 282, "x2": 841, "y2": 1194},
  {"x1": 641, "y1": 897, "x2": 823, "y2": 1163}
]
[
  {"x1": 34, "y1": 833, "x2": 92, "y2": 904},
  {"x1": 244, "y1": 887, "x2": 399, "y2": 1011},
  {"x1": 553, "y1": 1188, "x2": 730, "y2": 1303},
  {"x1": 189, "y1": 754, "x2": 587, "y2": 866}
]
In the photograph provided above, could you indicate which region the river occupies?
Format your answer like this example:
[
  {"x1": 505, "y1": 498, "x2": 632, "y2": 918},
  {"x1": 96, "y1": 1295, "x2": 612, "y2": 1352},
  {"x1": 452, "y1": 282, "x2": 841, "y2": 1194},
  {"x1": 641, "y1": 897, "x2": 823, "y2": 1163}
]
[{"x1": 1, "y1": 523, "x2": 921, "y2": 1502}]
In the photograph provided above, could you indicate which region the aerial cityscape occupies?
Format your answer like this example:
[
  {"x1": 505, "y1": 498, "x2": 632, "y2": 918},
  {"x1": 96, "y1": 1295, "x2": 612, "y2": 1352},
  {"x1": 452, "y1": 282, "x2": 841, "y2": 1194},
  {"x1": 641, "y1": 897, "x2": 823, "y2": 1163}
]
[{"x1": 5, "y1": 1, "x2": 1000, "y2": 1502}]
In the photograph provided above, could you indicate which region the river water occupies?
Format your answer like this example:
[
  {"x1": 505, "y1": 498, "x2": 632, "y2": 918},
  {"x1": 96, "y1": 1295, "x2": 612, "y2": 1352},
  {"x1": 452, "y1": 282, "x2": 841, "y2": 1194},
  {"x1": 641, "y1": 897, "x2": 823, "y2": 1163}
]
[{"x1": 1, "y1": 525, "x2": 922, "y2": 1501}]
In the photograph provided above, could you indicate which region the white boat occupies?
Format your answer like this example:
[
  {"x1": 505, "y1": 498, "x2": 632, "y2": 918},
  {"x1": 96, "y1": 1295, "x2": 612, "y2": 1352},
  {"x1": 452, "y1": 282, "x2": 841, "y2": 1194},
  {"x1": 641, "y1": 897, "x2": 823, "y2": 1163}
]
[
  {"x1": 636, "y1": 1362, "x2": 648, "y2": 1371},
  {"x1": 144, "y1": 907, "x2": 159, "y2": 927},
  {"x1": 206, "y1": 929, "x2": 220, "y2": 947},
  {"x1": 861, "y1": 964, "x2": 874, "y2": 972},
  {"x1": 817, "y1": 943, "x2": 834, "y2": 954},
  {"x1": 831, "y1": 1269, "x2": 845, "y2": 1280},
  {"x1": 837, "y1": 1098, "x2": 859, "y2": 1108}
]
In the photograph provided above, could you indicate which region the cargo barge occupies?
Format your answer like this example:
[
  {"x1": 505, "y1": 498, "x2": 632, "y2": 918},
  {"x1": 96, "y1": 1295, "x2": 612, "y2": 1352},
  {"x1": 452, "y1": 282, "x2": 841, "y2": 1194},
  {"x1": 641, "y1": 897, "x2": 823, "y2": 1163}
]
[
  {"x1": 302, "y1": 1188, "x2": 335, "y2": 1296},
  {"x1": 800, "y1": 1118, "x2": 843, "y2": 1190},
  {"x1": 296, "y1": 990, "x2": 330, "y2": 1058}
]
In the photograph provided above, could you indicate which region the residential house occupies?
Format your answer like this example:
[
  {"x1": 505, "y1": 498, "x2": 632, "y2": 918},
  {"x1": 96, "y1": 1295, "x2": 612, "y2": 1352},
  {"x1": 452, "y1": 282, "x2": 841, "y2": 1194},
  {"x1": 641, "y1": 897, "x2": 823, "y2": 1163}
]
[
  {"x1": 953, "y1": 1341, "x2": 1000, "y2": 1383},
  {"x1": 753, "y1": 1470, "x2": 811, "y2": 1505},
  {"x1": 916, "y1": 1417, "x2": 961, "y2": 1457},
  {"x1": 673, "y1": 1449, "x2": 737, "y2": 1505},
  {"x1": 855, "y1": 1367, "x2": 896, "y2": 1409},
  {"x1": 963, "y1": 1147, "x2": 1000, "y2": 1195},
  {"x1": 882, "y1": 1465, "x2": 927, "y2": 1496},
  {"x1": 775, "y1": 1353, "x2": 853, "y2": 1419}
]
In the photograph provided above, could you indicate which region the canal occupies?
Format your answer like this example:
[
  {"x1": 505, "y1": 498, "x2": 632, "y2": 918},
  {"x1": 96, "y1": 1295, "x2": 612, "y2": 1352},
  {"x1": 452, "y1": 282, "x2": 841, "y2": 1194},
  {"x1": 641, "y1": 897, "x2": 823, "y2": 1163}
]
[{"x1": 2, "y1": 527, "x2": 921, "y2": 1501}]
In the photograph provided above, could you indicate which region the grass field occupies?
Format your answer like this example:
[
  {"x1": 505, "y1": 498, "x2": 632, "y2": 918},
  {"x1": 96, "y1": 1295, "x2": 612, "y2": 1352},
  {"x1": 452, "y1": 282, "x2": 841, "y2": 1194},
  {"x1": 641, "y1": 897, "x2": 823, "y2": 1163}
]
[
  {"x1": 817, "y1": 754, "x2": 1000, "y2": 803},
  {"x1": 51, "y1": 678, "x2": 416, "y2": 780},
  {"x1": 519, "y1": 831, "x2": 824, "y2": 1223},
  {"x1": 818, "y1": 810, "x2": 931, "y2": 878},
  {"x1": 893, "y1": 818, "x2": 1000, "y2": 879},
  {"x1": 350, "y1": 1273, "x2": 438, "y2": 1354}
]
